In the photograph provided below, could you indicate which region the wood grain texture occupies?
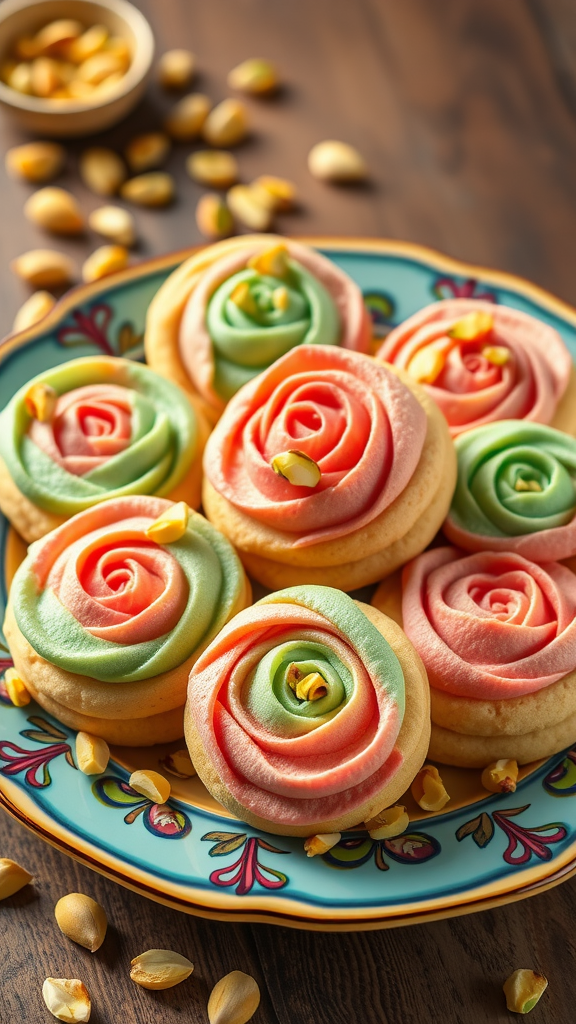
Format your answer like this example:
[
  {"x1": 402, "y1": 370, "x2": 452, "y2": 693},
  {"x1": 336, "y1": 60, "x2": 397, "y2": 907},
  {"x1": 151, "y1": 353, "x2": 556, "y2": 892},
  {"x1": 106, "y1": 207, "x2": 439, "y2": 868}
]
[{"x1": 2, "y1": 0, "x2": 576, "y2": 1021}]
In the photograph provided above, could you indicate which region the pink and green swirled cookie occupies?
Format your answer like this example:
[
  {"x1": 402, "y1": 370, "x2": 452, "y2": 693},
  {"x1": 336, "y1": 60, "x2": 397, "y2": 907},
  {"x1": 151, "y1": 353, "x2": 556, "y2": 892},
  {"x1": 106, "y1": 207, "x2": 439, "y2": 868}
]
[
  {"x1": 444, "y1": 420, "x2": 576, "y2": 561},
  {"x1": 373, "y1": 547, "x2": 576, "y2": 766},
  {"x1": 202, "y1": 344, "x2": 456, "y2": 590},
  {"x1": 145, "y1": 235, "x2": 372, "y2": 423},
  {"x1": 185, "y1": 585, "x2": 429, "y2": 836},
  {"x1": 377, "y1": 299, "x2": 576, "y2": 437},
  {"x1": 3, "y1": 495, "x2": 251, "y2": 745},
  {"x1": 0, "y1": 355, "x2": 210, "y2": 543}
]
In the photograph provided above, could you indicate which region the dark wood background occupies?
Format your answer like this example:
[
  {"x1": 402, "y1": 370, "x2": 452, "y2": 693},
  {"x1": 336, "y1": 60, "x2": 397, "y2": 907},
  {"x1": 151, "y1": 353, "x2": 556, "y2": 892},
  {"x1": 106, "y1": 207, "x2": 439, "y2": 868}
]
[{"x1": 2, "y1": 0, "x2": 576, "y2": 1021}]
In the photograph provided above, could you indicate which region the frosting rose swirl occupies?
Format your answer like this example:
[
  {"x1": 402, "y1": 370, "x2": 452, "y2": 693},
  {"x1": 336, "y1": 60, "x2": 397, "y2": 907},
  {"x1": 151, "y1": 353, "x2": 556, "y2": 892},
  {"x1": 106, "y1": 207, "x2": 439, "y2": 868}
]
[
  {"x1": 185, "y1": 586, "x2": 405, "y2": 828},
  {"x1": 402, "y1": 546, "x2": 576, "y2": 700},
  {"x1": 0, "y1": 356, "x2": 200, "y2": 518},
  {"x1": 444, "y1": 420, "x2": 576, "y2": 560},
  {"x1": 10, "y1": 496, "x2": 245, "y2": 682},
  {"x1": 203, "y1": 345, "x2": 427, "y2": 546},
  {"x1": 378, "y1": 299, "x2": 572, "y2": 436},
  {"x1": 145, "y1": 235, "x2": 372, "y2": 420}
]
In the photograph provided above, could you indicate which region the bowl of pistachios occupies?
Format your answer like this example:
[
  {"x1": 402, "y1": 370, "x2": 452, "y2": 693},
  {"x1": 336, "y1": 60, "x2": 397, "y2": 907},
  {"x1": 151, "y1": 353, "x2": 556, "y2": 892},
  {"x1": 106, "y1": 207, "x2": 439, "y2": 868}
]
[{"x1": 0, "y1": 0, "x2": 154, "y2": 135}]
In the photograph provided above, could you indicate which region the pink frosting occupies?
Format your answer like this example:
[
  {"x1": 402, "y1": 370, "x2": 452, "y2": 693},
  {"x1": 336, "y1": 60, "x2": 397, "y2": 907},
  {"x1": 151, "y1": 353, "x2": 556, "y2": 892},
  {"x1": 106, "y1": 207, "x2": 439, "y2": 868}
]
[
  {"x1": 187, "y1": 601, "x2": 402, "y2": 827},
  {"x1": 178, "y1": 238, "x2": 372, "y2": 412},
  {"x1": 402, "y1": 546, "x2": 576, "y2": 699},
  {"x1": 34, "y1": 496, "x2": 188, "y2": 645},
  {"x1": 29, "y1": 385, "x2": 133, "y2": 476},
  {"x1": 203, "y1": 345, "x2": 427, "y2": 547},
  {"x1": 378, "y1": 299, "x2": 571, "y2": 436}
]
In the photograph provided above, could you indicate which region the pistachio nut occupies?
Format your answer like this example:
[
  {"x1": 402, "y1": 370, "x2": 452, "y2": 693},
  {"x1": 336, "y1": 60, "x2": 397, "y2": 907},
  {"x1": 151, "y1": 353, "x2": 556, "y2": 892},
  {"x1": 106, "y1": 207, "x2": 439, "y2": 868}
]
[
  {"x1": 13, "y1": 291, "x2": 56, "y2": 332},
  {"x1": 75, "y1": 732, "x2": 110, "y2": 775},
  {"x1": 120, "y1": 172, "x2": 175, "y2": 207},
  {"x1": 4, "y1": 668, "x2": 32, "y2": 706},
  {"x1": 67, "y1": 25, "x2": 109, "y2": 64},
  {"x1": 202, "y1": 98, "x2": 248, "y2": 148},
  {"x1": 158, "y1": 49, "x2": 195, "y2": 90},
  {"x1": 8, "y1": 62, "x2": 33, "y2": 94},
  {"x1": 308, "y1": 140, "x2": 368, "y2": 182},
  {"x1": 129, "y1": 769, "x2": 171, "y2": 804},
  {"x1": 164, "y1": 92, "x2": 211, "y2": 140},
  {"x1": 0, "y1": 857, "x2": 33, "y2": 900},
  {"x1": 77, "y1": 49, "x2": 127, "y2": 85},
  {"x1": 407, "y1": 346, "x2": 445, "y2": 384},
  {"x1": 411, "y1": 764, "x2": 450, "y2": 812},
  {"x1": 255, "y1": 175, "x2": 297, "y2": 211},
  {"x1": 6, "y1": 141, "x2": 65, "y2": 182},
  {"x1": 33, "y1": 19, "x2": 82, "y2": 56},
  {"x1": 247, "y1": 242, "x2": 289, "y2": 278},
  {"x1": 227, "y1": 184, "x2": 273, "y2": 232},
  {"x1": 303, "y1": 833, "x2": 341, "y2": 857},
  {"x1": 11, "y1": 249, "x2": 76, "y2": 289},
  {"x1": 449, "y1": 310, "x2": 493, "y2": 341},
  {"x1": 208, "y1": 970, "x2": 261, "y2": 1024},
  {"x1": 23, "y1": 383, "x2": 57, "y2": 422},
  {"x1": 227, "y1": 58, "x2": 278, "y2": 95},
  {"x1": 481, "y1": 759, "x2": 519, "y2": 794},
  {"x1": 130, "y1": 949, "x2": 194, "y2": 990},
  {"x1": 187, "y1": 150, "x2": 239, "y2": 188},
  {"x1": 271, "y1": 450, "x2": 321, "y2": 487},
  {"x1": 82, "y1": 245, "x2": 129, "y2": 283},
  {"x1": 196, "y1": 193, "x2": 234, "y2": 240},
  {"x1": 42, "y1": 978, "x2": 91, "y2": 1022},
  {"x1": 365, "y1": 804, "x2": 409, "y2": 840},
  {"x1": 24, "y1": 186, "x2": 84, "y2": 235},
  {"x1": 125, "y1": 132, "x2": 171, "y2": 174},
  {"x1": 503, "y1": 969, "x2": 548, "y2": 1014},
  {"x1": 145, "y1": 501, "x2": 190, "y2": 543},
  {"x1": 79, "y1": 148, "x2": 126, "y2": 196},
  {"x1": 481, "y1": 344, "x2": 510, "y2": 366},
  {"x1": 88, "y1": 205, "x2": 136, "y2": 247},
  {"x1": 55, "y1": 893, "x2": 107, "y2": 951},
  {"x1": 30, "y1": 56, "x2": 63, "y2": 97}
]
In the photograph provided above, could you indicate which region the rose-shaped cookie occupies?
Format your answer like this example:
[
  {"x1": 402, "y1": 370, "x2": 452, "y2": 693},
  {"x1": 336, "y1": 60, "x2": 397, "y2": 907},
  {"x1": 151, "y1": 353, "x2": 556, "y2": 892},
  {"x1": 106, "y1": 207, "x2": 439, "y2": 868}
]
[
  {"x1": 185, "y1": 585, "x2": 429, "y2": 836},
  {"x1": 145, "y1": 235, "x2": 371, "y2": 422},
  {"x1": 0, "y1": 356, "x2": 210, "y2": 543},
  {"x1": 4, "y1": 496, "x2": 250, "y2": 745},
  {"x1": 373, "y1": 547, "x2": 576, "y2": 766},
  {"x1": 378, "y1": 299, "x2": 576, "y2": 437},
  {"x1": 202, "y1": 345, "x2": 457, "y2": 589},
  {"x1": 444, "y1": 420, "x2": 576, "y2": 561}
]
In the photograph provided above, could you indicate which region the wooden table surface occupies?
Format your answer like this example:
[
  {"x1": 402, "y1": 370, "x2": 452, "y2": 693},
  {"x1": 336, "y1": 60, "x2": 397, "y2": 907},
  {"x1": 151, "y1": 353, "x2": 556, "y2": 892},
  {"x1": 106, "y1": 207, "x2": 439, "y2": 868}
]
[{"x1": 2, "y1": 1, "x2": 576, "y2": 1021}]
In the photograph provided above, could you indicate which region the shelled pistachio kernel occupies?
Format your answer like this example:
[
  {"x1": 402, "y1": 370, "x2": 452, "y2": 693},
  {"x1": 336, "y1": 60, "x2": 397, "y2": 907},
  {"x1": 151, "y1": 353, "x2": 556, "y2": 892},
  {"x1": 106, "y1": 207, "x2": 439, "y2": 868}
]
[
  {"x1": 272, "y1": 450, "x2": 321, "y2": 488},
  {"x1": 248, "y1": 243, "x2": 289, "y2": 278},
  {"x1": 255, "y1": 175, "x2": 297, "y2": 211},
  {"x1": 308, "y1": 140, "x2": 368, "y2": 182},
  {"x1": 164, "y1": 92, "x2": 211, "y2": 140},
  {"x1": 120, "y1": 172, "x2": 175, "y2": 207},
  {"x1": 482, "y1": 344, "x2": 510, "y2": 366},
  {"x1": 158, "y1": 48, "x2": 195, "y2": 90},
  {"x1": 13, "y1": 291, "x2": 56, "y2": 332},
  {"x1": 449, "y1": 310, "x2": 493, "y2": 341},
  {"x1": 130, "y1": 949, "x2": 194, "y2": 990},
  {"x1": 82, "y1": 245, "x2": 129, "y2": 283},
  {"x1": 202, "y1": 98, "x2": 248, "y2": 147},
  {"x1": 4, "y1": 667, "x2": 31, "y2": 707},
  {"x1": 503, "y1": 970, "x2": 548, "y2": 1014},
  {"x1": 80, "y1": 147, "x2": 126, "y2": 196},
  {"x1": 187, "y1": 150, "x2": 239, "y2": 188},
  {"x1": 42, "y1": 978, "x2": 91, "y2": 1023},
  {"x1": 481, "y1": 759, "x2": 519, "y2": 794},
  {"x1": 77, "y1": 49, "x2": 127, "y2": 85},
  {"x1": 5, "y1": 141, "x2": 65, "y2": 182},
  {"x1": 160, "y1": 749, "x2": 196, "y2": 779},
  {"x1": 129, "y1": 769, "x2": 171, "y2": 805},
  {"x1": 125, "y1": 132, "x2": 171, "y2": 173},
  {"x1": 196, "y1": 193, "x2": 234, "y2": 240},
  {"x1": 30, "y1": 56, "x2": 66, "y2": 97},
  {"x1": 411, "y1": 764, "x2": 450, "y2": 812},
  {"x1": 227, "y1": 58, "x2": 278, "y2": 95},
  {"x1": 303, "y1": 833, "x2": 341, "y2": 857},
  {"x1": 24, "y1": 186, "x2": 84, "y2": 235},
  {"x1": 407, "y1": 346, "x2": 445, "y2": 384},
  {"x1": 8, "y1": 62, "x2": 33, "y2": 93},
  {"x1": 33, "y1": 19, "x2": 82, "y2": 56},
  {"x1": 365, "y1": 804, "x2": 410, "y2": 840},
  {"x1": 88, "y1": 205, "x2": 136, "y2": 247},
  {"x1": 0, "y1": 857, "x2": 33, "y2": 899},
  {"x1": 208, "y1": 971, "x2": 260, "y2": 1024},
  {"x1": 146, "y1": 501, "x2": 190, "y2": 543},
  {"x1": 55, "y1": 892, "x2": 107, "y2": 951},
  {"x1": 67, "y1": 24, "x2": 108, "y2": 64},
  {"x1": 11, "y1": 249, "x2": 76, "y2": 289},
  {"x1": 24, "y1": 383, "x2": 57, "y2": 423},
  {"x1": 75, "y1": 732, "x2": 110, "y2": 775},
  {"x1": 227, "y1": 184, "x2": 273, "y2": 231}
]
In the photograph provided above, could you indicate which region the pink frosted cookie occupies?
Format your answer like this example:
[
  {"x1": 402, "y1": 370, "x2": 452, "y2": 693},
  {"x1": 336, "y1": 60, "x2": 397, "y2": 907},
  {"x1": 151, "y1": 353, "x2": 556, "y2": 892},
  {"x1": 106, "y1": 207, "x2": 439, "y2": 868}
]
[{"x1": 377, "y1": 299, "x2": 576, "y2": 437}]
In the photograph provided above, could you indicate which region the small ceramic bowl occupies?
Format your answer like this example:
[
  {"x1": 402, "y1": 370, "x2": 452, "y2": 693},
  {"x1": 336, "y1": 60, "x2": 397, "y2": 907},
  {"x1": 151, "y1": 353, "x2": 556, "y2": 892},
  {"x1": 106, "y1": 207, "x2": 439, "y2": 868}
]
[{"x1": 0, "y1": 0, "x2": 154, "y2": 136}]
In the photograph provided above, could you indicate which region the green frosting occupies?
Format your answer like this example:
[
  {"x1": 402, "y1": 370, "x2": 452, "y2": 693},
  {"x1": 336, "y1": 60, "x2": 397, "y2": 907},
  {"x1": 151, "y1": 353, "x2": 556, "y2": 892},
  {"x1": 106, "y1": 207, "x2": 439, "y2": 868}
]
[
  {"x1": 244, "y1": 586, "x2": 405, "y2": 735},
  {"x1": 206, "y1": 262, "x2": 340, "y2": 400},
  {"x1": 450, "y1": 420, "x2": 576, "y2": 538},
  {"x1": 11, "y1": 513, "x2": 244, "y2": 682},
  {"x1": 0, "y1": 358, "x2": 198, "y2": 516}
]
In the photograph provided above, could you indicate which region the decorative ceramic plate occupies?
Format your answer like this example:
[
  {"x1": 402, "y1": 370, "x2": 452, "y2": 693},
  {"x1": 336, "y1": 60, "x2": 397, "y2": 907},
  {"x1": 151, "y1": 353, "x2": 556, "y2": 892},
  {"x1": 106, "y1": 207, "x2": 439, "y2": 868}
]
[{"x1": 2, "y1": 239, "x2": 576, "y2": 932}]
